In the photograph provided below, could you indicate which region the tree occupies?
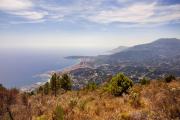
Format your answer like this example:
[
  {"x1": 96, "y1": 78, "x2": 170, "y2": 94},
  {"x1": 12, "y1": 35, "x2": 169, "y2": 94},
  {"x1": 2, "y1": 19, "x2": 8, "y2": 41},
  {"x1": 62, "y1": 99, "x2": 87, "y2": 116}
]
[
  {"x1": 38, "y1": 86, "x2": 43, "y2": 95},
  {"x1": 50, "y1": 73, "x2": 58, "y2": 96},
  {"x1": 109, "y1": 73, "x2": 133, "y2": 96},
  {"x1": 43, "y1": 82, "x2": 50, "y2": 95},
  {"x1": 165, "y1": 75, "x2": 176, "y2": 83},
  {"x1": 60, "y1": 74, "x2": 72, "y2": 91},
  {"x1": 56, "y1": 76, "x2": 61, "y2": 90}
]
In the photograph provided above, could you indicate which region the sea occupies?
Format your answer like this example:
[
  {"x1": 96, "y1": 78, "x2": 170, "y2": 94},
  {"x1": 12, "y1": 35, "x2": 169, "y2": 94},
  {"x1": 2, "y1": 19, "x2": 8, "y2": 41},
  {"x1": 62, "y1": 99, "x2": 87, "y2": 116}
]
[{"x1": 0, "y1": 48, "x2": 107, "y2": 89}]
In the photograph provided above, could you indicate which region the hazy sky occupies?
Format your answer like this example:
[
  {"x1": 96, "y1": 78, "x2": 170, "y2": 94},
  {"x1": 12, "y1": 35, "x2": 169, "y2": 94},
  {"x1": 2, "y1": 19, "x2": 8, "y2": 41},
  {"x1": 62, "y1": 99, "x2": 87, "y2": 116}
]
[{"x1": 0, "y1": 0, "x2": 180, "y2": 49}]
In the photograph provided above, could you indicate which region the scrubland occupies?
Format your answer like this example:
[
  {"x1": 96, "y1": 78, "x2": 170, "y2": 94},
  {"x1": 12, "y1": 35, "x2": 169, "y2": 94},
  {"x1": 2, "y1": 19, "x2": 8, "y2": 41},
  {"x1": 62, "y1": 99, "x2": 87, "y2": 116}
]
[{"x1": 1, "y1": 79, "x2": 179, "y2": 120}]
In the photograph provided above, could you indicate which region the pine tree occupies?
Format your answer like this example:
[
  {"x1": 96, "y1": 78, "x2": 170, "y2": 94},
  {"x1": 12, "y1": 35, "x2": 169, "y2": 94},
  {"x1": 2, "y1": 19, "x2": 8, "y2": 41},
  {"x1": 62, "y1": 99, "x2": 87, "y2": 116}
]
[
  {"x1": 38, "y1": 86, "x2": 43, "y2": 95},
  {"x1": 50, "y1": 73, "x2": 58, "y2": 96},
  {"x1": 56, "y1": 76, "x2": 61, "y2": 90},
  {"x1": 43, "y1": 82, "x2": 50, "y2": 95},
  {"x1": 60, "y1": 74, "x2": 72, "y2": 91}
]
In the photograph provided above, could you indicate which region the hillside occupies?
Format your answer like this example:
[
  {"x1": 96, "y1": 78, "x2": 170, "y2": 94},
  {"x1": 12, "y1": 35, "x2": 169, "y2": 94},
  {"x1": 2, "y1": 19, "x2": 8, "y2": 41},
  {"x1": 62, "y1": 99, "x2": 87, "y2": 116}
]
[
  {"x1": 94, "y1": 38, "x2": 180, "y2": 64},
  {"x1": 0, "y1": 78, "x2": 180, "y2": 120},
  {"x1": 67, "y1": 38, "x2": 180, "y2": 88}
]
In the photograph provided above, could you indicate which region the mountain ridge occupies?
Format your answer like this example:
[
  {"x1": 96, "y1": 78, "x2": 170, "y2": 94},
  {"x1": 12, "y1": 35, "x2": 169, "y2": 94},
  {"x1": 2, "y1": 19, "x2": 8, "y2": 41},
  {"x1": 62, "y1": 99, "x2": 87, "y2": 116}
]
[
  {"x1": 94, "y1": 38, "x2": 180, "y2": 65},
  {"x1": 68, "y1": 38, "x2": 180, "y2": 88}
]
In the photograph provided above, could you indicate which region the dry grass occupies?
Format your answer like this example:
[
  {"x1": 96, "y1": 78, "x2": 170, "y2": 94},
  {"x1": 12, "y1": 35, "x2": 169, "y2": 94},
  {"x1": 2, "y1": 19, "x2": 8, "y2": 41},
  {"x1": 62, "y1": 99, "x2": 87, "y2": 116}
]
[{"x1": 4, "y1": 79, "x2": 180, "y2": 120}]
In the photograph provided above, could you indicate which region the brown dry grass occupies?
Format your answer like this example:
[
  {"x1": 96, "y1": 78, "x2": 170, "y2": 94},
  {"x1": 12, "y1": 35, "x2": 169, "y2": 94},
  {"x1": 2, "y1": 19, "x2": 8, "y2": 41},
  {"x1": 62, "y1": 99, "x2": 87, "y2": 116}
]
[{"x1": 6, "y1": 79, "x2": 180, "y2": 120}]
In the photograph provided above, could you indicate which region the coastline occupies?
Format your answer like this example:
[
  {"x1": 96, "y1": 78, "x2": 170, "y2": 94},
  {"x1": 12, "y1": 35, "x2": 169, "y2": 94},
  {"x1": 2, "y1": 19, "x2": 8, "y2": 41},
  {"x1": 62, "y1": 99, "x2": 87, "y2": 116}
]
[{"x1": 20, "y1": 57, "x2": 92, "y2": 92}]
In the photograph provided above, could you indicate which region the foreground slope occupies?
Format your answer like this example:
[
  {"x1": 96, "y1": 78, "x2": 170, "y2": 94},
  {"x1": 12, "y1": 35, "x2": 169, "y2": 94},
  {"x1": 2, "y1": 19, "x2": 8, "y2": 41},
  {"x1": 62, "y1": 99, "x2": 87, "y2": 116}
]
[{"x1": 1, "y1": 79, "x2": 179, "y2": 120}]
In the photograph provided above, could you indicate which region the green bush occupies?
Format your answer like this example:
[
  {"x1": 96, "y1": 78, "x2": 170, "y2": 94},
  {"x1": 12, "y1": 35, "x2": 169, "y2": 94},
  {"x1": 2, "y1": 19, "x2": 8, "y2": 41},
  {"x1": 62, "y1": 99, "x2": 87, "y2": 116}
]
[
  {"x1": 140, "y1": 78, "x2": 150, "y2": 85},
  {"x1": 53, "y1": 105, "x2": 64, "y2": 120},
  {"x1": 85, "y1": 82, "x2": 97, "y2": 91},
  {"x1": 165, "y1": 75, "x2": 176, "y2": 83},
  {"x1": 108, "y1": 73, "x2": 133, "y2": 96}
]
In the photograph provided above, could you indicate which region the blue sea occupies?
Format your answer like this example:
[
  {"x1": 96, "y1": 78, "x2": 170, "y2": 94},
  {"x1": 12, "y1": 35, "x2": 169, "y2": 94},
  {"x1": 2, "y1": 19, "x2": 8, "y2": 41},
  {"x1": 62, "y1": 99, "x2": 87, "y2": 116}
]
[{"x1": 0, "y1": 48, "x2": 107, "y2": 88}]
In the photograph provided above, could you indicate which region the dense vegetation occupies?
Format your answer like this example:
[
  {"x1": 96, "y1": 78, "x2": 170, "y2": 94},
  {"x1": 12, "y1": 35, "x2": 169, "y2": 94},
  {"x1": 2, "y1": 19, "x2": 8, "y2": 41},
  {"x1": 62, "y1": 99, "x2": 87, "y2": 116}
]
[
  {"x1": 107, "y1": 73, "x2": 133, "y2": 96},
  {"x1": 38, "y1": 73, "x2": 72, "y2": 96},
  {"x1": 0, "y1": 73, "x2": 179, "y2": 120}
]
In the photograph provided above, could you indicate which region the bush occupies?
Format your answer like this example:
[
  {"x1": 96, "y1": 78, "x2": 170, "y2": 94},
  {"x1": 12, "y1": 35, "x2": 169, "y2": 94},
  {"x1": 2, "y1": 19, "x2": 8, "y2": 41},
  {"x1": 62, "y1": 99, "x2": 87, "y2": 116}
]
[
  {"x1": 165, "y1": 75, "x2": 176, "y2": 83},
  {"x1": 140, "y1": 78, "x2": 150, "y2": 85},
  {"x1": 85, "y1": 82, "x2": 97, "y2": 91},
  {"x1": 108, "y1": 73, "x2": 133, "y2": 96},
  {"x1": 53, "y1": 105, "x2": 64, "y2": 120}
]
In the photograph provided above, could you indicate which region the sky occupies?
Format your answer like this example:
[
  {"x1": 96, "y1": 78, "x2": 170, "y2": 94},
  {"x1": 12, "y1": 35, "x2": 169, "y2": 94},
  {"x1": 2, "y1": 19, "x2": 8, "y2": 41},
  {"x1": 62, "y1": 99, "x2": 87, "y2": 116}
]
[{"x1": 0, "y1": 0, "x2": 180, "y2": 49}]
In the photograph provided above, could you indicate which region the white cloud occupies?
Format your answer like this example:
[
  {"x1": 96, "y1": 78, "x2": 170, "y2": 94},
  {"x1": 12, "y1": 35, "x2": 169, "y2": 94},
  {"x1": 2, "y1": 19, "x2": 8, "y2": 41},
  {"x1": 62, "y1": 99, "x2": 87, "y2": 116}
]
[
  {"x1": 0, "y1": 0, "x2": 33, "y2": 10},
  {"x1": 39, "y1": 1, "x2": 180, "y2": 26},
  {"x1": 0, "y1": 0, "x2": 47, "y2": 20},
  {"x1": 0, "y1": 0, "x2": 180, "y2": 26},
  {"x1": 88, "y1": 3, "x2": 155, "y2": 23},
  {"x1": 87, "y1": 2, "x2": 180, "y2": 25},
  {"x1": 9, "y1": 19, "x2": 46, "y2": 24},
  {"x1": 9, "y1": 11, "x2": 48, "y2": 20}
]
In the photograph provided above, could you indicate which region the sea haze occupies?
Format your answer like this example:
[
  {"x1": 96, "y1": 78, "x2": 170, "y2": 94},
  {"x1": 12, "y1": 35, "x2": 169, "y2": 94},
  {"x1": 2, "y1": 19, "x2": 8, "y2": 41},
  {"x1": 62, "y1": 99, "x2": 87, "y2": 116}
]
[{"x1": 0, "y1": 48, "x2": 107, "y2": 88}]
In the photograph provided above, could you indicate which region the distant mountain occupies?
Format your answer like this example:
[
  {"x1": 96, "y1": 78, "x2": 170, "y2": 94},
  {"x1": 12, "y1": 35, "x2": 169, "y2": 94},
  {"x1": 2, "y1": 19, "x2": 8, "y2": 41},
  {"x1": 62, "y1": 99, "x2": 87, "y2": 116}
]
[
  {"x1": 108, "y1": 46, "x2": 128, "y2": 54},
  {"x1": 94, "y1": 38, "x2": 180, "y2": 65},
  {"x1": 69, "y1": 38, "x2": 180, "y2": 88}
]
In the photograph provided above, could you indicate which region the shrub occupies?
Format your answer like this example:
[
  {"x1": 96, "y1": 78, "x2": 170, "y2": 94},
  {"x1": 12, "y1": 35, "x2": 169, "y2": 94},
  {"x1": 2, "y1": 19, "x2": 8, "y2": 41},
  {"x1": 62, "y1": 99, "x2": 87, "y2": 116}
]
[
  {"x1": 140, "y1": 77, "x2": 150, "y2": 85},
  {"x1": 85, "y1": 82, "x2": 97, "y2": 91},
  {"x1": 108, "y1": 73, "x2": 133, "y2": 96},
  {"x1": 165, "y1": 75, "x2": 176, "y2": 83},
  {"x1": 53, "y1": 105, "x2": 64, "y2": 120}
]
